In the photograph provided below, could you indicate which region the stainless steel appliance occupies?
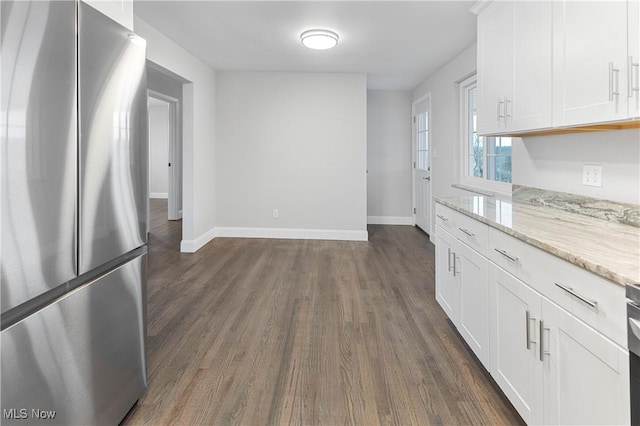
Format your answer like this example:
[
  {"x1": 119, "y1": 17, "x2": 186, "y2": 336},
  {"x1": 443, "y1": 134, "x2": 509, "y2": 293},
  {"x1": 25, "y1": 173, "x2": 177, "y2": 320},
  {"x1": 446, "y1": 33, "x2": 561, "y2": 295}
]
[
  {"x1": 628, "y1": 284, "x2": 640, "y2": 426},
  {"x1": 1, "y1": 1, "x2": 148, "y2": 424}
]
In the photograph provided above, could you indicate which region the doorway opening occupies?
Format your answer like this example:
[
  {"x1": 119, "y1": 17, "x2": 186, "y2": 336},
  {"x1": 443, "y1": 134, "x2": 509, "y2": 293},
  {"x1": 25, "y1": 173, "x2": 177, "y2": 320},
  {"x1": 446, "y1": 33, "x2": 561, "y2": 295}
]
[
  {"x1": 148, "y1": 91, "x2": 181, "y2": 221},
  {"x1": 146, "y1": 61, "x2": 186, "y2": 251}
]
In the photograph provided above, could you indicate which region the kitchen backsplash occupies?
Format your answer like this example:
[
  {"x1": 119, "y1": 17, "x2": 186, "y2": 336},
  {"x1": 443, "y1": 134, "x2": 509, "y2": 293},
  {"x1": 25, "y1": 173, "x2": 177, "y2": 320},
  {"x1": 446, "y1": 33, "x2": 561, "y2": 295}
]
[{"x1": 512, "y1": 185, "x2": 640, "y2": 228}]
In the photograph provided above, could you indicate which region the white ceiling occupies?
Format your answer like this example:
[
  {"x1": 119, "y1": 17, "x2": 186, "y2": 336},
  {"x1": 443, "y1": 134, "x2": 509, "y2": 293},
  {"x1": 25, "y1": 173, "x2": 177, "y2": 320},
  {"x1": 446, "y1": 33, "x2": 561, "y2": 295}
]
[{"x1": 134, "y1": 1, "x2": 477, "y2": 90}]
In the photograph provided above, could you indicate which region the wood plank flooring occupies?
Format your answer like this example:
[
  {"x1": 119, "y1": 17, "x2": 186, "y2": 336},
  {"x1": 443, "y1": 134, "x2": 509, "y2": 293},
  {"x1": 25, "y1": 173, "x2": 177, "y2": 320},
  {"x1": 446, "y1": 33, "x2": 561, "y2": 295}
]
[{"x1": 125, "y1": 199, "x2": 523, "y2": 425}]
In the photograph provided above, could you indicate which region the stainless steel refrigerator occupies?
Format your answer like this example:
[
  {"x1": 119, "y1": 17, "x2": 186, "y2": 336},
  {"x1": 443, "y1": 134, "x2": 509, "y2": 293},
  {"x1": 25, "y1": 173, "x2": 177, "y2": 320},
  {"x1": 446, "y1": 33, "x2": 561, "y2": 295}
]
[{"x1": 1, "y1": 1, "x2": 148, "y2": 424}]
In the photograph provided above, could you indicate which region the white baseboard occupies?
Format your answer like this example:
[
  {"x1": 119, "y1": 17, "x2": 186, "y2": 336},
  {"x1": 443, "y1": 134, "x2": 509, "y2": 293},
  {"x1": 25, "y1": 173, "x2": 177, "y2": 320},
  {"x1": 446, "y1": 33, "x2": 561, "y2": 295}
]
[
  {"x1": 180, "y1": 227, "x2": 216, "y2": 253},
  {"x1": 215, "y1": 227, "x2": 368, "y2": 242},
  {"x1": 179, "y1": 226, "x2": 368, "y2": 253},
  {"x1": 150, "y1": 192, "x2": 168, "y2": 199},
  {"x1": 367, "y1": 216, "x2": 414, "y2": 225}
]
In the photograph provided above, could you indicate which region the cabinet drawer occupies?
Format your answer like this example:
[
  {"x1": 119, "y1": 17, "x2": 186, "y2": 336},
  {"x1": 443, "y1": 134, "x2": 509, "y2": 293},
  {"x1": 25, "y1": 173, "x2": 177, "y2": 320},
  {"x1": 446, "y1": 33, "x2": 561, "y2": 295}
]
[
  {"x1": 436, "y1": 203, "x2": 489, "y2": 256},
  {"x1": 488, "y1": 227, "x2": 627, "y2": 347}
]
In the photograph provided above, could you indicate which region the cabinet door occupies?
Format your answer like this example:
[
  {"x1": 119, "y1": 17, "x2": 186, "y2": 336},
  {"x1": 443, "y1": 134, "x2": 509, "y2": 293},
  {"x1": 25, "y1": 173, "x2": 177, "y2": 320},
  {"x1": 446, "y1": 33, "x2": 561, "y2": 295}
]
[
  {"x1": 553, "y1": 1, "x2": 629, "y2": 126},
  {"x1": 489, "y1": 265, "x2": 543, "y2": 425},
  {"x1": 510, "y1": 1, "x2": 552, "y2": 132},
  {"x1": 457, "y1": 242, "x2": 490, "y2": 368},
  {"x1": 435, "y1": 227, "x2": 459, "y2": 326},
  {"x1": 541, "y1": 298, "x2": 631, "y2": 426},
  {"x1": 629, "y1": 0, "x2": 640, "y2": 118},
  {"x1": 477, "y1": 1, "x2": 513, "y2": 135}
]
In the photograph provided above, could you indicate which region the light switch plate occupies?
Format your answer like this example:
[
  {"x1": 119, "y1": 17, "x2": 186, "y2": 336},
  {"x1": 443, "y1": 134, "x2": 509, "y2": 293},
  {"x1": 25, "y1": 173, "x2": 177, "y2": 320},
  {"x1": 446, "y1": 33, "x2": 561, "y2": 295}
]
[{"x1": 582, "y1": 164, "x2": 603, "y2": 187}]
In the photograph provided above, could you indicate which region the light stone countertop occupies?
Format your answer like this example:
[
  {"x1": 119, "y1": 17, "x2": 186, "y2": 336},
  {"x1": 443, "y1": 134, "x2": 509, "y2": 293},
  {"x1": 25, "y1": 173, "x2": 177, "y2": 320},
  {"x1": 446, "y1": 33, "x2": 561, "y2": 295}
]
[{"x1": 434, "y1": 194, "x2": 640, "y2": 287}]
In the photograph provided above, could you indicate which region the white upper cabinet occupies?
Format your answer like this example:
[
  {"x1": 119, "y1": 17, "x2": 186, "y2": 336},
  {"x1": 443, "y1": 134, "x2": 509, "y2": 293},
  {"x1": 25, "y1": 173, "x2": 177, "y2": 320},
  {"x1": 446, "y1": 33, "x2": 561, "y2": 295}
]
[
  {"x1": 629, "y1": 0, "x2": 640, "y2": 118},
  {"x1": 476, "y1": 1, "x2": 552, "y2": 135},
  {"x1": 553, "y1": 1, "x2": 629, "y2": 126},
  {"x1": 511, "y1": 1, "x2": 553, "y2": 132},
  {"x1": 477, "y1": 1, "x2": 513, "y2": 135},
  {"x1": 81, "y1": 0, "x2": 134, "y2": 31},
  {"x1": 476, "y1": 0, "x2": 640, "y2": 134}
]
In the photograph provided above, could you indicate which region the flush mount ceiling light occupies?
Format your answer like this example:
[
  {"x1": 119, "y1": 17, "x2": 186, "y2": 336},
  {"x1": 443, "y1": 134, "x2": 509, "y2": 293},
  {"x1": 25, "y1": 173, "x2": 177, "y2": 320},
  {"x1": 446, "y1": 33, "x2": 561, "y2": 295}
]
[{"x1": 300, "y1": 29, "x2": 339, "y2": 50}]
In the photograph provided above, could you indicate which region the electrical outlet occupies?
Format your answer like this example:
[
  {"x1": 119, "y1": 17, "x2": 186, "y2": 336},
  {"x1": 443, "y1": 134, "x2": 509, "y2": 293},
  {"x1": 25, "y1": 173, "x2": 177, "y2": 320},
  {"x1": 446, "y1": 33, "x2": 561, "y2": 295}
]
[
  {"x1": 272, "y1": 209, "x2": 279, "y2": 219},
  {"x1": 582, "y1": 164, "x2": 603, "y2": 187}
]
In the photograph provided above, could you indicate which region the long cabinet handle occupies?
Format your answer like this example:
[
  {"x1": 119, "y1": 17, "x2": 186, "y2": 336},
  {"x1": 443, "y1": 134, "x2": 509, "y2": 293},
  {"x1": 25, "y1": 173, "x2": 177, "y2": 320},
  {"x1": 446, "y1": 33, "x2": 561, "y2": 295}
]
[
  {"x1": 453, "y1": 255, "x2": 458, "y2": 277},
  {"x1": 494, "y1": 248, "x2": 518, "y2": 263},
  {"x1": 555, "y1": 282, "x2": 598, "y2": 309},
  {"x1": 526, "y1": 310, "x2": 536, "y2": 350},
  {"x1": 458, "y1": 227, "x2": 475, "y2": 237},
  {"x1": 539, "y1": 320, "x2": 550, "y2": 361},
  {"x1": 609, "y1": 62, "x2": 620, "y2": 101},
  {"x1": 436, "y1": 214, "x2": 449, "y2": 222},
  {"x1": 505, "y1": 97, "x2": 512, "y2": 119},
  {"x1": 526, "y1": 310, "x2": 531, "y2": 350},
  {"x1": 497, "y1": 98, "x2": 505, "y2": 120},
  {"x1": 447, "y1": 248, "x2": 452, "y2": 272},
  {"x1": 630, "y1": 56, "x2": 640, "y2": 97}
]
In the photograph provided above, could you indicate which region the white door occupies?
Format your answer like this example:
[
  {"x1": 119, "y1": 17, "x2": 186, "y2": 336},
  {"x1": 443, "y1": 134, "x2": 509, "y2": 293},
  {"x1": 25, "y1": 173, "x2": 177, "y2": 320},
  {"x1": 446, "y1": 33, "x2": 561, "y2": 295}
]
[
  {"x1": 414, "y1": 98, "x2": 431, "y2": 233},
  {"x1": 541, "y1": 297, "x2": 630, "y2": 426},
  {"x1": 489, "y1": 265, "x2": 543, "y2": 425},
  {"x1": 435, "y1": 228, "x2": 459, "y2": 325},
  {"x1": 457, "y1": 242, "x2": 490, "y2": 369}
]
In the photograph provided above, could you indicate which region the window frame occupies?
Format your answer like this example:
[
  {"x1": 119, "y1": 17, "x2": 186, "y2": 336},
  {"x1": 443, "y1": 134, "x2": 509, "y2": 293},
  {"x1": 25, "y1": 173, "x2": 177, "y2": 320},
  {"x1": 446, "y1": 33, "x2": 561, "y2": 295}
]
[{"x1": 459, "y1": 75, "x2": 512, "y2": 195}]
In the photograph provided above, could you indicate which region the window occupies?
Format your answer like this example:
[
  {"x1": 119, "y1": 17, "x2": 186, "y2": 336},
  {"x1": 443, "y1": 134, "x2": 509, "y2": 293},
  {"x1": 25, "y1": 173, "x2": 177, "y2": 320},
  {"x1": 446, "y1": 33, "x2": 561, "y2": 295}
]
[
  {"x1": 415, "y1": 109, "x2": 429, "y2": 171},
  {"x1": 460, "y1": 75, "x2": 512, "y2": 194}
]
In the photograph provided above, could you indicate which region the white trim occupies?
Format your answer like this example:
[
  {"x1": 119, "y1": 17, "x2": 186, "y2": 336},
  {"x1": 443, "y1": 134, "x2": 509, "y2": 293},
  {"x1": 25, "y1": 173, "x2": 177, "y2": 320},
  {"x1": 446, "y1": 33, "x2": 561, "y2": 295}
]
[
  {"x1": 367, "y1": 216, "x2": 413, "y2": 225},
  {"x1": 180, "y1": 227, "x2": 216, "y2": 253},
  {"x1": 150, "y1": 192, "x2": 168, "y2": 199},
  {"x1": 215, "y1": 227, "x2": 368, "y2": 242}
]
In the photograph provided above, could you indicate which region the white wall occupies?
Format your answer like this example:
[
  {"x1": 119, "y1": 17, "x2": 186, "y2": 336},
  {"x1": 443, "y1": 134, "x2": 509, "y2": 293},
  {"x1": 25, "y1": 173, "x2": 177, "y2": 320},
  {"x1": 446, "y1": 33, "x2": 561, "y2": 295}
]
[
  {"x1": 513, "y1": 129, "x2": 640, "y2": 204},
  {"x1": 412, "y1": 43, "x2": 477, "y2": 237},
  {"x1": 215, "y1": 71, "x2": 368, "y2": 240},
  {"x1": 367, "y1": 90, "x2": 413, "y2": 224},
  {"x1": 149, "y1": 102, "x2": 169, "y2": 198},
  {"x1": 134, "y1": 17, "x2": 217, "y2": 252}
]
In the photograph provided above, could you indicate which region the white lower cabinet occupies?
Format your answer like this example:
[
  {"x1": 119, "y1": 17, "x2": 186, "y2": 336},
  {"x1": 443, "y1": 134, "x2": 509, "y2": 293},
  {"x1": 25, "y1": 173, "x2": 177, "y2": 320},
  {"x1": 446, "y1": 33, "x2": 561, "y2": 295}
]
[
  {"x1": 489, "y1": 265, "x2": 543, "y2": 425},
  {"x1": 541, "y1": 297, "x2": 630, "y2": 426},
  {"x1": 435, "y1": 228, "x2": 459, "y2": 325},
  {"x1": 457, "y1": 242, "x2": 490, "y2": 368},
  {"x1": 435, "y1": 201, "x2": 630, "y2": 425},
  {"x1": 488, "y1": 263, "x2": 630, "y2": 425},
  {"x1": 435, "y1": 223, "x2": 490, "y2": 369}
]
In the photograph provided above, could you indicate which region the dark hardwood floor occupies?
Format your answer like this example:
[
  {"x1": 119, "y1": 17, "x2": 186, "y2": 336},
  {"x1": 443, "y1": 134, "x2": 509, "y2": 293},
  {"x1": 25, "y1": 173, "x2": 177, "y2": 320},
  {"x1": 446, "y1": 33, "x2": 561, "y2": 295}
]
[{"x1": 125, "y1": 199, "x2": 523, "y2": 425}]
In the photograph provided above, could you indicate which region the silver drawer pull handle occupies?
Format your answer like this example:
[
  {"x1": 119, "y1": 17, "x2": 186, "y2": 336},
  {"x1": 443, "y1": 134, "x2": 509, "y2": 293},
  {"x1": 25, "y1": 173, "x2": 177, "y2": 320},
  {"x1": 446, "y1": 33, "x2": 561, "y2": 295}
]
[
  {"x1": 436, "y1": 214, "x2": 448, "y2": 222},
  {"x1": 555, "y1": 282, "x2": 598, "y2": 309},
  {"x1": 447, "y1": 248, "x2": 452, "y2": 272},
  {"x1": 540, "y1": 320, "x2": 550, "y2": 361},
  {"x1": 494, "y1": 248, "x2": 518, "y2": 262},
  {"x1": 526, "y1": 310, "x2": 535, "y2": 350},
  {"x1": 453, "y1": 254, "x2": 458, "y2": 277},
  {"x1": 458, "y1": 227, "x2": 475, "y2": 237}
]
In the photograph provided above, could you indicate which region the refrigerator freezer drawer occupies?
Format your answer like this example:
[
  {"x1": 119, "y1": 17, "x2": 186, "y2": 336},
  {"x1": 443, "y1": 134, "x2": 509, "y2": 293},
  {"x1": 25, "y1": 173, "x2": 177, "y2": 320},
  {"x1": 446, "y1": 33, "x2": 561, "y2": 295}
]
[
  {"x1": 0, "y1": 254, "x2": 147, "y2": 425},
  {"x1": 1, "y1": 0, "x2": 77, "y2": 314},
  {"x1": 78, "y1": 2, "x2": 148, "y2": 274}
]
